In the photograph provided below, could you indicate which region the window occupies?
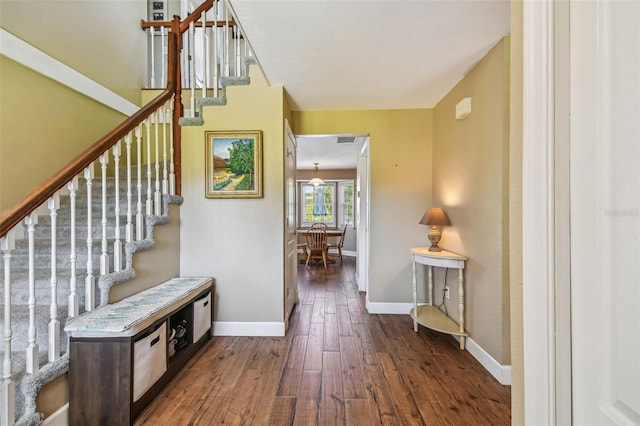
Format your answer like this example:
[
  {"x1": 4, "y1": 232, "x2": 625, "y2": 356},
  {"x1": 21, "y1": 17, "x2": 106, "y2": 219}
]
[
  {"x1": 299, "y1": 180, "x2": 355, "y2": 228},
  {"x1": 300, "y1": 183, "x2": 335, "y2": 227},
  {"x1": 338, "y1": 181, "x2": 355, "y2": 227}
]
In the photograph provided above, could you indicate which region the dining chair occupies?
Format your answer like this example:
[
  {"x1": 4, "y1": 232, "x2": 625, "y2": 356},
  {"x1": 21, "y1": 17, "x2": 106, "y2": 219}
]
[
  {"x1": 297, "y1": 242, "x2": 309, "y2": 263},
  {"x1": 327, "y1": 224, "x2": 347, "y2": 264},
  {"x1": 305, "y1": 227, "x2": 328, "y2": 268},
  {"x1": 310, "y1": 222, "x2": 328, "y2": 231}
]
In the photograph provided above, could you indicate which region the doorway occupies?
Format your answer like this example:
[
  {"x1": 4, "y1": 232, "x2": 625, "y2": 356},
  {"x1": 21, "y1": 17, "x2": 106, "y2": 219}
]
[{"x1": 294, "y1": 134, "x2": 370, "y2": 296}]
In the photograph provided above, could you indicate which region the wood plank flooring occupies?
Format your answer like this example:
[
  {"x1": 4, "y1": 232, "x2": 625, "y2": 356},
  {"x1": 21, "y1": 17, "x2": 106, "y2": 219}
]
[{"x1": 136, "y1": 258, "x2": 511, "y2": 425}]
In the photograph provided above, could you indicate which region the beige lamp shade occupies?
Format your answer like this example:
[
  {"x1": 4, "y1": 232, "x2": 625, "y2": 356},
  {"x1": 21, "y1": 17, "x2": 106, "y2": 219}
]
[
  {"x1": 419, "y1": 208, "x2": 450, "y2": 251},
  {"x1": 419, "y1": 208, "x2": 450, "y2": 226}
]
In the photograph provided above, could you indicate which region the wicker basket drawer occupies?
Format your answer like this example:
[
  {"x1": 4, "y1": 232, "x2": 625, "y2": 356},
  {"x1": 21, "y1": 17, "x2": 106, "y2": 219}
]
[{"x1": 133, "y1": 321, "x2": 167, "y2": 402}]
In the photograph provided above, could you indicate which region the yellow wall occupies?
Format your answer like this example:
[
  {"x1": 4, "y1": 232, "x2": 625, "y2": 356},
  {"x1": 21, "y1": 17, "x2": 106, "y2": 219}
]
[
  {"x1": 179, "y1": 66, "x2": 286, "y2": 324},
  {"x1": 293, "y1": 109, "x2": 433, "y2": 304},
  {"x1": 432, "y1": 38, "x2": 511, "y2": 364},
  {"x1": 296, "y1": 169, "x2": 357, "y2": 181},
  {"x1": 0, "y1": 57, "x2": 127, "y2": 211},
  {"x1": 0, "y1": 0, "x2": 146, "y2": 104},
  {"x1": 0, "y1": 0, "x2": 147, "y2": 212}
]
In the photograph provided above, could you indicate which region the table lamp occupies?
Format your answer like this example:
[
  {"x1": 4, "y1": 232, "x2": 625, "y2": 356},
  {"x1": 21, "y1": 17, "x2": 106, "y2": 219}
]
[{"x1": 419, "y1": 208, "x2": 451, "y2": 252}]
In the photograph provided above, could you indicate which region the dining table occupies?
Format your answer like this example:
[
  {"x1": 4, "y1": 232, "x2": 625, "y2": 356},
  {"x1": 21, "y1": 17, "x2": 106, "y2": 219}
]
[
  {"x1": 297, "y1": 228, "x2": 344, "y2": 265},
  {"x1": 298, "y1": 228, "x2": 344, "y2": 238}
]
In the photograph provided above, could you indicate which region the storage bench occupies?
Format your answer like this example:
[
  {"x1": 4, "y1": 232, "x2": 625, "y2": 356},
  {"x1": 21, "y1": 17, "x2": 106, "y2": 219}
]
[{"x1": 65, "y1": 276, "x2": 214, "y2": 425}]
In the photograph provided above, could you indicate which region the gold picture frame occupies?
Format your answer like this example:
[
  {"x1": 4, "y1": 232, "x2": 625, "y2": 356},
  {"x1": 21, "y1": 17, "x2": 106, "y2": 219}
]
[{"x1": 205, "y1": 130, "x2": 263, "y2": 198}]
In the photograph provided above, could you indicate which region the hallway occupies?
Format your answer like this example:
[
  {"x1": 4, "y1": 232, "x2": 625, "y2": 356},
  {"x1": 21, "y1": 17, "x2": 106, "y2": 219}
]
[{"x1": 136, "y1": 258, "x2": 510, "y2": 425}]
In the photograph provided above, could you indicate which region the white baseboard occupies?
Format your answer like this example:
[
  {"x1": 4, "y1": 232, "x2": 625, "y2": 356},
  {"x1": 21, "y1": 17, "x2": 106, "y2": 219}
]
[
  {"x1": 366, "y1": 302, "x2": 414, "y2": 315},
  {"x1": 0, "y1": 29, "x2": 138, "y2": 116},
  {"x1": 41, "y1": 403, "x2": 68, "y2": 426},
  {"x1": 212, "y1": 321, "x2": 285, "y2": 336},
  {"x1": 454, "y1": 335, "x2": 512, "y2": 385},
  {"x1": 342, "y1": 250, "x2": 356, "y2": 257}
]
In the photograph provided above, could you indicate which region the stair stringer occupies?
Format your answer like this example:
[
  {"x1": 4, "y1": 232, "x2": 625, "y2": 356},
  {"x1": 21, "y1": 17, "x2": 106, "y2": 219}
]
[
  {"x1": 16, "y1": 355, "x2": 68, "y2": 426},
  {"x1": 98, "y1": 194, "x2": 183, "y2": 305},
  {"x1": 178, "y1": 57, "x2": 257, "y2": 127},
  {"x1": 13, "y1": 194, "x2": 182, "y2": 426}
]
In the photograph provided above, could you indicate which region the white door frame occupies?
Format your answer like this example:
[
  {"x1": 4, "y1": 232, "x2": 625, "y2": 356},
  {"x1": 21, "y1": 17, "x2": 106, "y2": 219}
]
[
  {"x1": 356, "y1": 139, "x2": 370, "y2": 295},
  {"x1": 522, "y1": 0, "x2": 567, "y2": 423},
  {"x1": 284, "y1": 119, "x2": 298, "y2": 328}
]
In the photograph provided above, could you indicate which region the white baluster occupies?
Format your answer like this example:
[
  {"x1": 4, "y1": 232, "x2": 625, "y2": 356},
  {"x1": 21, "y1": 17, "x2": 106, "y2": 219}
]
[
  {"x1": 99, "y1": 153, "x2": 109, "y2": 275},
  {"x1": 206, "y1": 20, "x2": 211, "y2": 93},
  {"x1": 169, "y1": 101, "x2": 176, "y2": 195},
  {"x1": 135, "y1": 124, "x2": 145, "y2": 241},
  {"x1": 125, "y1": 133, "x2": 134, "y2": 243},
  {"x1": 161, "y1": 26, "x2": 166, "y2": 87},
  {"x1": 154, "y1": 112, "x2": 162, "y2": 216},
  {"x1": 150, "y1": 26, "x2": 156, "y2": 88},
  {"x1": 224, "y1": 0, "x2": 230, "y2": 77},
  {"x1": 1, "y1": 231, "x2": 16, "y2": 426},
  {"x1": 162, "y1": 104, "x2": 169, "y2": 195},
  {"x1": 67, "y1": 177, "x2": 79, "y2": 318},
  {"x1": 213, "y1": 9, "x2": 218, "y2": 98},
  {"x1": 201, "y1": 11, "x2": 207, "y2": 98},
  {"x1": 48, "y1": 193, "x2": 60, "y2": 362},
  {"x1": 235, "y1": 25, "x2": 240, "y2": 77},
  {"x1": 113, "y1": 141, "x2": 122, "y2": 272},
  {"x1": 145, "y1": 118, "x2": 153, "y2": 216},
  {"x1": 181, "y1": 32, "x2": 189, "y2": 88},
  {"x1": 189, "y1": 21, "x2": 195, "y2": 116},
  {"x1": 24, "y1": 213, "x2": 40, "y2": 373},
  {"x1": 84, "y1": 164, "x2": 96, "y2": 311}
]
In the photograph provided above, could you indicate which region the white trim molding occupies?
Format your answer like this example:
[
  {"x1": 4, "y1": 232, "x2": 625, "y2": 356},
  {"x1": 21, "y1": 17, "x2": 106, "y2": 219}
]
[
  {"x1": 522, "y1": 0, "x2": 557, "y2": 424},
  {"x1": 366, "y1": 302, "x2": 414, "y2": 315},
  {"x1": 212, "y1": 321, "x2": 285, "y2": 336},
  {"x1": 456, "y1": 336, "x2": 512, "y2": 385},
  {"x1": 0, "y1": 29, "x2": 139, "y2": 116},
  {"x1": 41, "y1": 403, "x2": 68, "y2": 426}
]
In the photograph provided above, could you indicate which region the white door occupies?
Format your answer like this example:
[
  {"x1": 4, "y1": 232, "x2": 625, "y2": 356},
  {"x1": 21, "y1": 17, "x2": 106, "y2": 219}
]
[
  {"x1": 284, "y1": 119, "x2": 298, "y2": 329},
  {"x1": 570, "y1": 1, "x2": 640, "y2": 423}
]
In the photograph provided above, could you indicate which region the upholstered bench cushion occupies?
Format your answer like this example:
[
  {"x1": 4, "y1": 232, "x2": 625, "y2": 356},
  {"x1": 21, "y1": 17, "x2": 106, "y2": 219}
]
[{"x1": 65, "y1": 276, "x2": 214, "y2": 338}]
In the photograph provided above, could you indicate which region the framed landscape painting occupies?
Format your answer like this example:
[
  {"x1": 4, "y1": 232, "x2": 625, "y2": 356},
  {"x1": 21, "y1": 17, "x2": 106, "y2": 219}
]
[{"x1": 205, "y1": 130, "x2": 263, "y2": 198}]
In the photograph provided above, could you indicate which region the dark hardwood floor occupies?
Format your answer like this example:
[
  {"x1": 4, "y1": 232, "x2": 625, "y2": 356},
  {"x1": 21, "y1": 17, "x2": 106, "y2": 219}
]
[{"x1": 136, "y1": 257, "x2": 511, "y2": 425}]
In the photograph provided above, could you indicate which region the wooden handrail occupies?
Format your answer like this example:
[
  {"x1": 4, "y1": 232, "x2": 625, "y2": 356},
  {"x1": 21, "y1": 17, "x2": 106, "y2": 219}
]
[
  {"x1": 0, "y1": 31, "x2": 179, "y2": 238},
  {"x1": 179, "y1": 0, "x2": 215, "y2": 33},
  {"x1": 1, "y1": 0, "x2": 223, "y2": 238}
]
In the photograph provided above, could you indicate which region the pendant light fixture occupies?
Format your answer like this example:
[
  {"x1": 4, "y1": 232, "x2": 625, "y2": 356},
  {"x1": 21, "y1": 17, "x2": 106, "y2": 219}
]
[{"x1": 308, "y1": 163, "x2": 326, "y2": 186}]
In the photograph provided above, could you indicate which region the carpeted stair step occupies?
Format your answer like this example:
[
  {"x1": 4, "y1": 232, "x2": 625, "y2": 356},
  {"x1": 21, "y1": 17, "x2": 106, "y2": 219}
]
[
  {"x1": 0, "y1": 304, "x2": 71, "y2": 354},
  {"x1": 1, "y1": 268, "x2": 100, "y2": 306},
  {"x1": 3, "y1": 238, "x2": 120, "y2": 268},
  {"x1": 179, "y1": 57, "x2": 256, "y2": 127}
]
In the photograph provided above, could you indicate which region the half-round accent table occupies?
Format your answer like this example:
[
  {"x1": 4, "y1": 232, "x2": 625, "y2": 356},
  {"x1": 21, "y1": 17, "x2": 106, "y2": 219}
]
[{"x1": 410, "y1": 247, "x2": 468, "y2": 350}]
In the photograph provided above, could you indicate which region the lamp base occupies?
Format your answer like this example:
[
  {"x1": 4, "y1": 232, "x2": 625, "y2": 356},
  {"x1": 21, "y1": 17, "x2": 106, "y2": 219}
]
[{"x1": 427, "y1": 226, "x2": 442, "y2": 252}]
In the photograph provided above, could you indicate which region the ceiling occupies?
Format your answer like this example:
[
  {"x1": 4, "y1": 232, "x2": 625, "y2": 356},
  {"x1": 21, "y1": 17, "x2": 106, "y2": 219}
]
[
  {"x1": 229, "y1": 0, "x2": 511, "y2": 168},
  {"x1": 296, "y1": 134, "x2": 367, "y2": 170}
]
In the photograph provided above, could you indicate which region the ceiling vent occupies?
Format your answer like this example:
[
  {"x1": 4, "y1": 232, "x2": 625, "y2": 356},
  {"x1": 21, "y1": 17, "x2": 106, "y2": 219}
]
[{"x1": 336, "y1": 136, "x2": 357, "y2": 144}]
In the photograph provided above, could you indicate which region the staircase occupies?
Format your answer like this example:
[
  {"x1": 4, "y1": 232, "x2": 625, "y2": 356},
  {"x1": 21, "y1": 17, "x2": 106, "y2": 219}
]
[
  {"x1": 0, "y1": 172, "x2": 182, "y2": 424},
  {"x1": 0, "y1": 0, "x2": 259, "y2": 423}
]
